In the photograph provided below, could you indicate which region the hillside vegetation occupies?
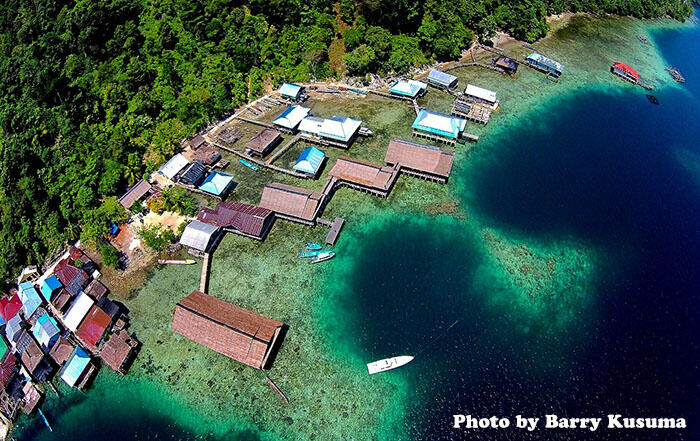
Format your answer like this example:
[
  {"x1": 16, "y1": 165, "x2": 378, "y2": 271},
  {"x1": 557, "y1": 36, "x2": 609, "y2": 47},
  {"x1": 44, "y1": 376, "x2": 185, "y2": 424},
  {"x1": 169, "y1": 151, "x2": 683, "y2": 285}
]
[{"x1": 0, "y1": 0, "x2": 692, "y2": 281}]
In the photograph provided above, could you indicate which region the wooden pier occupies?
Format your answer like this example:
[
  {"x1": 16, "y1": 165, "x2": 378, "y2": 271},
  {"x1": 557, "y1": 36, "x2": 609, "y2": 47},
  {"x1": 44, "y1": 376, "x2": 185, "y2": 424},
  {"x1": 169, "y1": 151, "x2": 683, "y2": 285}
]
[
  {"x1": 318, "y1": 217, "x2": 345, "y2": 245},
  {"x1": 232, "y1": 116, "x2": 275, "y2": 129},
  {"x1": 451, "y1": 100, "x2": 491, "y2": 124},
  {"x1": 412, "y1": 130, "x2": 457, "y2": 147},
  {"x1": 199, "y1": 253, "x2": 211, "y2": 293},
  {"x1": 443, "y1": 61, "x2": 506, "y2": 75},
  {"x1": 212, "y1": 141, "x2": 309, "y2": 179},
  {"x1": 412, "y1": 99, "x2": 421, "y2": 115},
  {"x1": 266, "y1": 134, "x2": 301, "y2": 165},
  {"x1": 368, "y1": 90, "x2": 413, "y2": 102}
]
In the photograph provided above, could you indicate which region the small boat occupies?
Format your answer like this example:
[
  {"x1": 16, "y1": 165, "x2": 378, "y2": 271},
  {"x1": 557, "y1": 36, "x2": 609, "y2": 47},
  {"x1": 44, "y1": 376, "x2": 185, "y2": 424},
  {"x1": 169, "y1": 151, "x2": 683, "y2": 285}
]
[
  {"x1": 637, "y1": 35, "x2": 651, "y2": 45},
  {"x1": 158, "y1": 259, "x2": 196, "y2": 265},
  {"x1": 305, "y1": 242, "x2": 322, "y2": 250},
  {"x1": 38, "y1": 408, "x2": 53, "y2": 432},
  {"x1": 665, "y1": 66, "x2": 686, "y2": 83},
  {"x1": 358, "y1": 127, "x2": 373, "y2": 136},
  {"x1": 297, "y1": 250, "x2": 321, "y2": 258},
  {"x1": 318, "y1": 88, "x2": 342, "y2": 93},
  {"x1": 367, "y1": 356, "x2": 414, "y2": 375},
  {"x1": 646, "y1": 94, "x2": 660, "y2": 104},
  {"x1": 239, "y1": 159, "x2": 259, "y2": 171},
  {"x1": 310, "y1": 251, "x2": 335, "y2": 264}
]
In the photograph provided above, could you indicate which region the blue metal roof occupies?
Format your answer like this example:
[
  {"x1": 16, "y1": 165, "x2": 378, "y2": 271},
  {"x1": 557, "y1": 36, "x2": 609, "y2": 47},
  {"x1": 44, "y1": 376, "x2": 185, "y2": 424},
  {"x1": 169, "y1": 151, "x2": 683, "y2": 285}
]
[
  {"x1": 293, "y1": 147, "x2": 325, "y2": 175},
  {"x1": 18, "y1": 282, "x2": 43, "y2": 318},
  {"x1": 32, "y1": 313, "x2": 60, "y2": 350},
  {"x1": 279, "y1": 83, "x2": 303, "y2": 99},
  {"x1": 389, "y1": 80, "x2": 427, "y2": 97},
  {"x1": 41, "y1": 276, "x2": 62, "y2": 301},
  {"x1": 61, "y1": 347, "x2": 91, "y2": 387},
  {"x1": 199, "y1": 172, "x2": 234, "y2": 196},
  {"x1": 427, "y1": 70, "x2": 458, "y2": 87}
]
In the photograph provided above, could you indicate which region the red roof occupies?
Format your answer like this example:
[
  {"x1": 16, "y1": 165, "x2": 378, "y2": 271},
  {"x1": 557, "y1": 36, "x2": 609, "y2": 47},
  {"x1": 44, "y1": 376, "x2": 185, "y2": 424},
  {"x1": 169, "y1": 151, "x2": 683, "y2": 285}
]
[
  {"x1": 77, "y1": 306, "x2": 112, "y2": 348},
  {"x1": 0, "y1": 295, "x2": 23, "y2": 322},
  {"x1": 612, "y1": 62, "x2": 639, "y2": 81},
  {"x1": 54, "y1": 258, "x2": 80, "y2": 286},
  {"x1": 197, "y1": 201, "x2": 273, "y2": 238},
  {"x1": 0, "y1": 352, "x2": 16, "y2": 386}
]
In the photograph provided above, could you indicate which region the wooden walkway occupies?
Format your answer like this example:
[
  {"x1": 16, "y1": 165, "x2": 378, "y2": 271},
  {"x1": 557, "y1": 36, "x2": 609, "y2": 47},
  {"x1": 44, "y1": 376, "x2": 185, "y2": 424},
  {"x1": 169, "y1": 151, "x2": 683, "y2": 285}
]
[
  {"x1": 443, "y1": 61, "x2": 506, "y2": 75},
  {"x1": 368, "y1": 90, "x2": 413, "y2": 102},
  {"x1": 213, "y1": 141, "x2": 309, "y2": 179},
  {"x1": 318, "y1": 217, "x2": 345, "y2": 245},
  {"x1": 200, "y1": 253, "x2": 211, "y2": 293},
  {"x1": 265, "y1": 376, "x2": 289, "y2": 404},
  {"x1": 266, "y1": 134, "x2": 301, "y2": 165},
  {"x1": 233, "y1": 116, "x2": 275, "y2": 129},
  {"x1": 412, "y1": 99, "x2": 421, "y2": 115}
]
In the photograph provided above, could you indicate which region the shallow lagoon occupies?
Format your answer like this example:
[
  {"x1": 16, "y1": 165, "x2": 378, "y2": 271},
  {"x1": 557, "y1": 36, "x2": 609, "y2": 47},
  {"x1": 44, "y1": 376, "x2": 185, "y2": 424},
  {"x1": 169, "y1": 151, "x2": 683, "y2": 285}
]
[{"x1": 17, "y1": 12, "x2": 700, "y2": 441}]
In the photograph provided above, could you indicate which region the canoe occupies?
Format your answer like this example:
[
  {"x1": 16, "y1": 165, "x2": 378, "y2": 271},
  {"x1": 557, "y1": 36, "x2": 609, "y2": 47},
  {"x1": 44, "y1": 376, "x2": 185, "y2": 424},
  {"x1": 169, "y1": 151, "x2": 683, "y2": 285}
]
[
  {"x1": 646, "y1": 94, "x2": 660, "y2": 104},
  {"x1": 367, "y1": 356, "x2": 414, "y2": 375},
  {"x1": 310, "y1": 251, "x2": 334, "y2": 264},
  {"x1": 297, "y1": 251, "x2": 321, "y2": 258},
  {"x1": 240, "y1": 159, "x2": 259, "y2": 171},
  {"x1": 305, "y1": 242, "x2": 322, "y2": 250},
  {"x1": 158, "y1": 259, "x2": 196, "y2": 265}
]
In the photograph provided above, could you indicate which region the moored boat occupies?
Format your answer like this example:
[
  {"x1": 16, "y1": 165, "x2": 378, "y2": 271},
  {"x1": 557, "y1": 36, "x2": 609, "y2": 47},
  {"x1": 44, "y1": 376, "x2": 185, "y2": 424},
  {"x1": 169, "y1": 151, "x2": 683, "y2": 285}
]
[
  {"x1": 367, "y1": 356, "x2": 414, "y2": 374},
  {"x1": 158, "y1": 259, "x2": 196, "y2": 265},
  {"x1": 297, "y1": 250, "x2": 321, "y2": 258},
  {"x1": 358, "y1": 127, "x2": 373, "y2": 136},
  {"x1": 665, "y1": 66, "x2": 685, "y2": 83},
  {"x1": 637, "y1": 35, "x2": 651, "y2": 44},
  {"x1": 646, "y1": 94, "x2": 660, "y2": 104},
  {"x1": 310, "y1": 251, "x2": 335, "y2": 264},
  {"x1": 305, "y1": 242, "x2": 322, "y2": 250},
  {"x1": 240, "y1": 159, "x2": 259, "y2": 171}
]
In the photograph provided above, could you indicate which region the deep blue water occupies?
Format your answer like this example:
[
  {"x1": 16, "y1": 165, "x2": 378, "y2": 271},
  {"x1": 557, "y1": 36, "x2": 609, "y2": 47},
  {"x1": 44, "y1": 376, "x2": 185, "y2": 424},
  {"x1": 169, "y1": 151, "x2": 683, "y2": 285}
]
[{"x1": 342, "y1": 16, "x2": 700, "y2": 441}]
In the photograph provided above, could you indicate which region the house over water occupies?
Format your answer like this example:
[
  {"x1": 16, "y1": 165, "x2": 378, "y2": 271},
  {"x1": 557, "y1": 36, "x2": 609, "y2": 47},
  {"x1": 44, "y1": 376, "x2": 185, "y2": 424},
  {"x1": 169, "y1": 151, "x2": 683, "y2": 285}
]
[
  {"x1": 412, "y1": 109, "x2": 467, "y2": 146},
  {"x1": 179, "y1": 220, "x2": 221, "y2": 254},
  {"x1": 427, "y1": 69, "x2": 458, "y2": 90},
  {"x1": 60, "y1": 347, "x2": 95, "y2": 389},
  {"x1": 259, "y1": 182, "x2": 325, "y2": 225},
  {"x1": 298, "y1": 115, "x2": 362, "y2": 148},
  {"x1": 463, "y1": 84, "x2": 499, "y2": 109},
  {"x1": 171, "y1": 290, "x2": 285, "y2": 370},
  {"x1": 525, "y1": 53, "x2": 564, "y2": 78},
  {"x1": 293, "y1": 147, "x2": 326, "y2": 177},
  {"x1": 100, "y1": 329, "x2": 138, "y2": 374},
  {"x1": 495, "y1": 56, "x2": 518, "y2": 75},
  {"x1": 198, "y1": 171, "x2": 235, "y2": 198},
  {"x1": 327, "y1": 156, "x2": 399, "y2": 198},
  {"x1": 198, "y1": 201, "x2": 274, "y2": 240},
  {"x1": 385, "y1": 139, "x2": 454, "y2": 183},
  {"x1": 63, "y1": 291, "x2": 94, "y2": 332},
  {"x1": 273, "y1": 105, "x2": 311, "y2": 133},
  {"x1": 245, "y1": 129, "x2": 282, "y2": 158},
  {"x1": 610, "y1": 62, "x2": 639, "y2": 84},
  {"x1": 389, "y1": 79, "x2": 428, "y2": 98}
]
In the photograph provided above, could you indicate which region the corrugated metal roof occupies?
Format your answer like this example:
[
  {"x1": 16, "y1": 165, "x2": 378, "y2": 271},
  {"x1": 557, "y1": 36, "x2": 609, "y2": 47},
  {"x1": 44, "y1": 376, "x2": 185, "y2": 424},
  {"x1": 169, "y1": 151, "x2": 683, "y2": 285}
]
[
  {"x1": 18, "y1": 282, "x2": 42, "y2": 319},
  {"x1": 328, "y1": 156, "x2": 398, "y2": 190},
  {"x1": 319, "y1": 116, "x2": 362, "y2": 142},
  {"x1": 199, "y1": 171, "x2": 234, "y2": 196},
  {"x1": 179, "y1": 220, "x2": 219, "y2": 251},
  {"x1": 279, "y1": 82, "x2": 303, "y2": 99},
  {"x1": 464, "y1": 84, "x2": 497, "y2": 103},
  {"x1": 389, "y1": 79, "x2": 427, "y2": 97},
  {"x1": 158, "y1": 154, "x2": 190, "y2": 179},
  {"x1": 61, "y1": 347, "x2": 91, "y2": 387},
  {"x1": 273, "y1": 105, "x2": 311, "y2": 130},
  {"x1": 526, "y1": 53, "x2": 564, "y2": 72},
  {"x1": 63, "y1": 291, "x2": 94, "y2": 332},
  {"x1": 118, "y1": 179, "x2": 152, "y2": 209},
  {"x1": 41, "y1": 276, "x2": 62, "y2": 301},
  {"x1": 293, "y1": 147, "x2": 325, "y2": 175},
  {"x1": 77, "y1": 305, "x2": 111, "y2": 347},
  {"x1": 412, "y1": 109, "x2": 466, "y2": 139},
  {"x1": 427, "y1": 70, "x2": 458, "y2": 87},
  {"x1": 180, "y1": 161, "x2": 207, "y2": 186},
  {"x1": 259, "y1": 183, "x2": 324, "y2": 221},
  {"x1": 298, "y1": 116, "x2": 324, "y2": 136},
  {"x1": 0, "y1": 295, "x2": 23, "y2": 322},
  {"x1": 385, "y1": 138, "x2": 454, "y2": 178},
  {"x1": 32, "y1": 314, "x2": 60, "y2": 349},
  {"x1": 198, "y1": 201, "x2": 273, "y2": 237}
]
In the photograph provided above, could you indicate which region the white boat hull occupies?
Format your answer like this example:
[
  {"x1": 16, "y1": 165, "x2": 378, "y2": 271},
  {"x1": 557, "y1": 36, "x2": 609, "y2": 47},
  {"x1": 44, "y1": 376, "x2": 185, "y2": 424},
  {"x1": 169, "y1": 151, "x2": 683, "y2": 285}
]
[{"x1": 367, "y1": 355, "x2": 414, "y2": 374}]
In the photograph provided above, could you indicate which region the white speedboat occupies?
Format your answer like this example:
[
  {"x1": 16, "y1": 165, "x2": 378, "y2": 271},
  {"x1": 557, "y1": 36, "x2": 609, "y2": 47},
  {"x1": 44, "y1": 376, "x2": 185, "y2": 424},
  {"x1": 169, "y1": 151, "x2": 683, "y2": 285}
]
[{"x1": 367, "y1": 355, "x2": 414, "y2": 375}]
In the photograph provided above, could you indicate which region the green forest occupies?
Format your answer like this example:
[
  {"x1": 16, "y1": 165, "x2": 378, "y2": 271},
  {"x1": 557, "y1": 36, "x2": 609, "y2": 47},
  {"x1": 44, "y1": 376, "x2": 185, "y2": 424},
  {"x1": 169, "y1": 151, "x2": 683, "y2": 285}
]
[{"x1": 0, "y1": 0, "x2": 692, "y2": 281}]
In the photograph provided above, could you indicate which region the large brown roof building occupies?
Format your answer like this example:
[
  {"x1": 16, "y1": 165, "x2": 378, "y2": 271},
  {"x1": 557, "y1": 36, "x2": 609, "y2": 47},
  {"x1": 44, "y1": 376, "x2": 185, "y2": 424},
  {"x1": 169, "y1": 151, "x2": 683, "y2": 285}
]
[
  {"x1": 172, "y1": 291, "x2": 284, "y2": 369},
  {"x1": 245, "y1": 129, "x2": 282, "y2": 157},
  {"x1": 384, "y1": 138, "x2": 454, "y2": 183},
  {"x1": 327, "y1": 156, "x2": 399, "y2": 197},
  {"x1": 259, "y1": 182, "x2": 325, "y2": 225},
  {"x1": 198, "y1": 201, "x2": 274, "y2": 239}
]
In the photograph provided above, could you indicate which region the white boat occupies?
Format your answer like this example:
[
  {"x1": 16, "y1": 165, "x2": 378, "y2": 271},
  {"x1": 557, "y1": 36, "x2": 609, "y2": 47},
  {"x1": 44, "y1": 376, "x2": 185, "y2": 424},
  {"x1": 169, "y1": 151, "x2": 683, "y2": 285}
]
[
  {"x1": 367, "y1": 355, "x2": 414, "y2": 374},
  {"x1": 310, "y1": 251, "x2": 334, "y2": 264},
  {"x1": 158, "y1": 259, "x2": 196, "y2": 265}
]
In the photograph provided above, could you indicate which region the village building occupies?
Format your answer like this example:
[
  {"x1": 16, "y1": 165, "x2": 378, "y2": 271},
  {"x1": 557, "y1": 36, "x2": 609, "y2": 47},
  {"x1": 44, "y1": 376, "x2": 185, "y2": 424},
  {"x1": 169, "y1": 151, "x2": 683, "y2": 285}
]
[
  {"x1": 171, "y1": 290, "x2": 285, "y2": 369},
  {"x1": 525, "y1": 53, "x2": 564, "y2": 77},
  {"x1": 412, "y1": 109, "x2": 467, "y2": 145},
  {"x1": 118, "y1": 179, "x2": 152, "y2": 210},
  {"x1": 31, "y1": 314, "x2": 60, "y2": 351},
  {"x1": 293, "y1": 146, "x2": 326, "y2": 177},
  {"x1": 198, "y1": 201, "x2": 274, "y2": 240},
  {"x1": 427, "y1": 69, "x2": 458, "y2": 89},
  {"x1": 610, "y1": 62, "x2": 639, "y2": 84},
  {"x1": 63, "y1": 291, "x2": 94, "y2": 332},
  {"x1": 17, "y1": 331, "x2": 52, "y2": 382},
  {"x1": 16, "y1": 266, "x2": 39, "y2": 286},
  {"x1": 188, "y1": 134, "x2": 207, "y2": 150},
  {"x1": 50, "y1": 289, "x2": 73, "y2": 314},
  {"x1": 259, "y1": 182, "x2": 325, "y2": 225},
  {"x1": 54, "y1": 258, "x2": 89, "y2": 296},
  {"x1": 40, "y1": 276, "x2": 62, "y2": 302},
  {"x1": 278, "y1": 82, "x2": 306, "y2": 101},
  {"x1": 192, "y1": 144, "x2": 222, "y2": 166},
  {"x1": 60, "y1": 347, "x2": 95, "y2": 389},
  {"x1": 99, "y1": 329, "x2": 138, "y2": 374},
  {"x1": 298, "y1": 115, "x2": 362, "y2": 148},
  {"x1": 17, "y1": 283, "x2": 42, "y2": 319},
  {"x1": 179, "y1": 160, "x2": 207, "y2": 186},
  {"x1": 495, "y1": 56, "x2": 518, "y2": 75},
  {"x1": 463, "y1": 84, "x2": 499, "y2": 109},
  {"x1": 328, "y1": 156, "x2": 399, "y2": 198},
  {"x1": 158, "y1": 153, "x2": 190, "y2": 180},
  {"x1": 77, "y1": 305, "x2": 112, "y2": 350},
  {"x1": 21, "y1": 382, "x2": 41, "y2": 414},
  {"x1": 384, "y1": 139, "x2": 454, "y2": 184},
  {"x1": 0, "y1": 342, "x2": 16, "y2": 393},
  {"x1": 0, "y1": 295, "x2": 22, "y2": 325},
  {"x1": 179, "y1": 220, "x2": 221, "y2": 254},
  {"x1": 272, "y1": 105, "x2": 311, "y2": 133},
  {"x1": 245, "y1": 128, "x2": 282, "y2": 158},
  {"x1": 388, "y1": 79, "x2": 428, "y2": 98},
  {"x1": 48, "y1": 336, "x2": 75, "y2": 366},
  {"x1": 96, "y1": 297, "x2": 121, "y2": 321},
  {"x1": 198, "y1": 171, "x2": 235, "y2": 197},
  {"x1": 5, "y1": 316, "x2": 23, "y2": 346},
  {"x1": 84, "y1": 279, "x2": 108, "y2": 301}
]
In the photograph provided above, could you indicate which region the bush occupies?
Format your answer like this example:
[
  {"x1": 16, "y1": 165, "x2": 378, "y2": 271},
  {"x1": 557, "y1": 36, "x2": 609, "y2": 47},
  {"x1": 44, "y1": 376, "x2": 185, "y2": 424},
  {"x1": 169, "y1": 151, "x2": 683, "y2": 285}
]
[
  {"x1": 101, "y1": 244, "x2": 120, "y2": 269},
  {"x1": 139, "y1": 225, "x2": 177, "y2": 251}
]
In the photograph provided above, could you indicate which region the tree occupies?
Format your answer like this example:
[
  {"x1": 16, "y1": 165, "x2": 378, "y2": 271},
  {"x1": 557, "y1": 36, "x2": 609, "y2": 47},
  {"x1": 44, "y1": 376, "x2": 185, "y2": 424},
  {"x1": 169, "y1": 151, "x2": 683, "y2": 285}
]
[
  {"x1": 100, "y1": 244, "x2": 120, "y2": 269},
  {"x1": 344, "y1": 44, "x2": 376, "y2": 75}
]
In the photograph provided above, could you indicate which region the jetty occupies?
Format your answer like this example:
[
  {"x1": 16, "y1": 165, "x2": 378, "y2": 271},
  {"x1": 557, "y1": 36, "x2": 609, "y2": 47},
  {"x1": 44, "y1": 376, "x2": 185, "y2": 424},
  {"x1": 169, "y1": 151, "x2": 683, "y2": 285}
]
[
  {"x1": 199, "y1": 253, "x2": 211, "y2": 293},
  {"x1": 266, "y1": 134, "x2": 301, "y2": 165},
  {"x1": 318, "y1": 217, "x2": 345, "y2": 245},
  {"x1": 451, "y1": 99, "x2": 491, "y2": 124}
]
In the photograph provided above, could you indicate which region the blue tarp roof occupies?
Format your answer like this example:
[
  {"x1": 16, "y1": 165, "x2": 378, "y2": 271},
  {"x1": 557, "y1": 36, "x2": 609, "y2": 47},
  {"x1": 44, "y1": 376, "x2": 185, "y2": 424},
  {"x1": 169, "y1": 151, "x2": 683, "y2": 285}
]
[
  {"x1": 293, "y1": 147, "x2": 325, "y2": 175},
  {"x1": 32, "y1": 313, "x2": 60, "y2": 350},
  {"x1": 199, "y1": 172, "x2": 234, "y2": 196},
  {"x1": 18, "y1": 282, "x2": 43, "y2": 318},
  {"x1": 279, "y1": 83, "x2": 304, "y2": 99},
  {"x1": 61, "y1": 347, "x2": 91, "y2": 387},
  {"x1": 41, "y1": 276, "x2": 62, "y2": 301}
]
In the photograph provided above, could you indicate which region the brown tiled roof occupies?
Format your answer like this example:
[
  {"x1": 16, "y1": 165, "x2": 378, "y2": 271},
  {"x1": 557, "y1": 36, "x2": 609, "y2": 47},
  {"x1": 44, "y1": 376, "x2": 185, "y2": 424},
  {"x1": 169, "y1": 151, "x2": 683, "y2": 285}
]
[
  {"x1": 19, "y1": 334, "x2": 45, "y2": 375},
  {"x1": 100, "y1": 329, "x2": 137, "y2": 373},
  {"x1": 189, "y1": 134, "x2": 207, "y2": 149},
  {"x1": 259, "y1": 183, "x2": 324, "y2": 221},
  {"x1": 245, "y1": 129, "x2": 281, "y2": 155},
  {"x1": 192, "y1": 144, "x2": 221, "y2": 165},
  {"x1": 85, "y1": 279, "x2": 108, "y2": 301},
  {"x1": 384, "y1": 139, "x2": 454, "y2": 178},
  {"x1": 171, "y1": 290, "x2": 284, "y2": 369},
  {"x1": 119, "y1": 179, "x2": 152, "y2": 209},
  {"x1": 197, "y1": 201, "x2": 273, "y2": 238},
  {"x1": 328, "y1": 156, "x2": 398, "y2": 190},
  {"x1": 49, "y1": 336, "x2": 75, "y2": 366}
]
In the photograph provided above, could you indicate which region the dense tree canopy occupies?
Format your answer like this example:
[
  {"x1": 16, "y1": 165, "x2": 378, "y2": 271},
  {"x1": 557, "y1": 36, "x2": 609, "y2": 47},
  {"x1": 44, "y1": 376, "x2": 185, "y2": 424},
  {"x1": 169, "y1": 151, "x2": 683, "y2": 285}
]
[{"x1": 0, "y1": 0, "x2": 692, "y2": 281}]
